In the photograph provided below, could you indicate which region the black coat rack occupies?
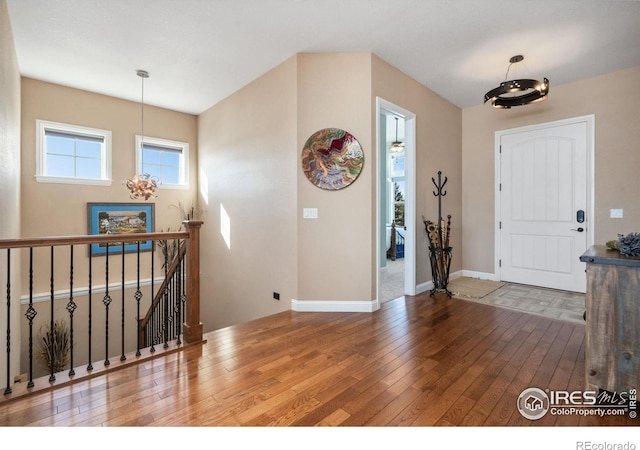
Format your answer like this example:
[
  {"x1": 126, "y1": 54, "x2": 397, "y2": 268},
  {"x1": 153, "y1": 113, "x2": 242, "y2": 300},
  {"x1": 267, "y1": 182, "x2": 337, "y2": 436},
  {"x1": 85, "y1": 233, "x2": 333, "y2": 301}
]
[{"x1": 423, "y1": 171, "x2": 452, "y2": 297}]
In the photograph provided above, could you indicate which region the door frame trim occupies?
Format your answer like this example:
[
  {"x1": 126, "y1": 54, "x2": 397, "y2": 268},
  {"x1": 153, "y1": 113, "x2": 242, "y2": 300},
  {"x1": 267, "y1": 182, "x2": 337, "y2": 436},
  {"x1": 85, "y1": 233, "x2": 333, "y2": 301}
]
[
  {"x1": 376, "y1": 98, "x2": 417, "y2": 300},
  {"x1": 494, "y1": 114, "x2": 595, "y2": 283}
]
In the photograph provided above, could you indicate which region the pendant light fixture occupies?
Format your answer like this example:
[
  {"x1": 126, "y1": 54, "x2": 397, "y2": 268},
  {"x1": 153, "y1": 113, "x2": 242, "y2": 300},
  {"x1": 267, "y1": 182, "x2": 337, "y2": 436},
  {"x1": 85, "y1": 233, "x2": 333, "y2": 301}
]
[
  {"x1": 483, "y1": 55, "x2": 549, "y2": 109},
  {"x1": 390, "y1": 116, "x2": 404, "y2": 152},
  {"x1": 124, "y1": 69, "x2": 158, "y2": 200}
]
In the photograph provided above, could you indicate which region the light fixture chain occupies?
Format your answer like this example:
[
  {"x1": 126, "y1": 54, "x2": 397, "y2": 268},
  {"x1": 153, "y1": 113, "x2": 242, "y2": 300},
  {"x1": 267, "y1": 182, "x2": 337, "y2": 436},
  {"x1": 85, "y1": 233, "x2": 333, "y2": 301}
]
[
  {"x1": 136, "y1": 70, "x2": 149, "y2": 170},
  {"x1": 125, "y1": 70, "x2": 157, "y2": 200},
  {"x1": 141, "y1": 73, "x2": 144, "y2": 152},
  {"x1": 140, "y1": 73, "x2": 144, "y2": 147},
  {"x1": 504, "y1": 62, "x2": 513, "y2": 81}
]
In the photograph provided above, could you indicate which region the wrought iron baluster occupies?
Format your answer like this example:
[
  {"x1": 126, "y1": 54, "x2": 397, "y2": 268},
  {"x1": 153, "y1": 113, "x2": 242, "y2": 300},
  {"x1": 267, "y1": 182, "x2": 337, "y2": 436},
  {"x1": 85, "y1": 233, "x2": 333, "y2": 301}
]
[
  {"x1": 87, "y1": 251, "x2": 93, "y2": 372},
  {"x1": 49, "y1": 246, "x2": 55, "y2": 383},
  {"x1": 170, "y1": 261, "x2": 175, "y2": 340},
  {"x1": 103, "y1": 243, "x2": 111, "y2": 367},
  {"x1": 181, "y1": 248, "x2": 187, "y2": 341},
  {"x1": 171, "y1": 269, "x2": 177, "y2": 340},
  {"x1": 66, "y1": 245, "x2": 76, "y2": 377},
  {"x1": 26, "y1": 248, "x2": 36, "y2": 388},
  {"x1": 4, "y1": 249, "x2": 11, "y2": 395},
  {"x1": 163, "y1": 247, "x2": 169, "y2": 348},
  {"x1": 150, "y1": 242, "x2": 155, "y2": 353},
  {"x1": 120, "y1": 242, "x2": 126, "y2": 362},
  {"x1": 135, "y1": 241, "x2": 142, "y2": 357}
]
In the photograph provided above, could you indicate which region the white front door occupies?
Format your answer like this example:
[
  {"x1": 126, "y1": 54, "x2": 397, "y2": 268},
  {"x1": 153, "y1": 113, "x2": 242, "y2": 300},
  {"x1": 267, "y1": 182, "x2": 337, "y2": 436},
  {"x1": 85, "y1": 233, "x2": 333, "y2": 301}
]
[{"x1": 497, "y1": 117, "x2": 592, "y2": 293}]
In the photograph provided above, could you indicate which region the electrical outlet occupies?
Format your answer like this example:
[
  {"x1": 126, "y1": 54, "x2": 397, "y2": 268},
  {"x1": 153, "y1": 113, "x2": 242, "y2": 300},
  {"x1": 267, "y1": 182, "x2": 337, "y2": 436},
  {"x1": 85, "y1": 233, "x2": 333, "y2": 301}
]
[{"x1": 273, "y1": 292, "x2": 280, "y2": 300}]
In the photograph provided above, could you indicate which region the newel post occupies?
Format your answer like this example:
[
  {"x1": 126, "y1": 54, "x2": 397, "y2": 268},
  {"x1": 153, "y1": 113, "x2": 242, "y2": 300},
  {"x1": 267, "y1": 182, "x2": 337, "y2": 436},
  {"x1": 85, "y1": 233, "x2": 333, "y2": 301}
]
[{"x1": 182, "y1": 220, "x2": 204, "y2": 344}]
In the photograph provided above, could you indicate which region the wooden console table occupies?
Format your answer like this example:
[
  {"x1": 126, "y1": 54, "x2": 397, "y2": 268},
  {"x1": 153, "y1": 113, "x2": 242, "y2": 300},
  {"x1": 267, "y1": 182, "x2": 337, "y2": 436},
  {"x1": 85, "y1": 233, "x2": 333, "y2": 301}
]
[{"x1": 580, "y1": 245, "x2": 639, "y2": 392}]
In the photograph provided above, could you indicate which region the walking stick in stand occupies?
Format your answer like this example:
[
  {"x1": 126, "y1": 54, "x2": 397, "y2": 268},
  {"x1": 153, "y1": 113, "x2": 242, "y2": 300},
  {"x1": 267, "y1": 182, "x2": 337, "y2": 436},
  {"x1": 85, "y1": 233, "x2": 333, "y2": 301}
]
[{"x1": 445, "y1": 215, "x2": 451, "y2": 248}]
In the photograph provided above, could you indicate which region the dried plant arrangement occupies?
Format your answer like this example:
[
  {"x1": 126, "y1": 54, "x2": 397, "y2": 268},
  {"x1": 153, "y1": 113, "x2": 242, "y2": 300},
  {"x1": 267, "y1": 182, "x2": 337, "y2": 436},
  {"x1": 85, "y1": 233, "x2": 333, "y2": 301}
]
[
  {"x1": 37, "y1": 320, "x2": 70, "y2": 373},
  {"x1": 156, "y1": 201, "x2": 205, "y2": 267},
  {"x1": 169, "y1": 201, "x2": 205, "y2": 223}
]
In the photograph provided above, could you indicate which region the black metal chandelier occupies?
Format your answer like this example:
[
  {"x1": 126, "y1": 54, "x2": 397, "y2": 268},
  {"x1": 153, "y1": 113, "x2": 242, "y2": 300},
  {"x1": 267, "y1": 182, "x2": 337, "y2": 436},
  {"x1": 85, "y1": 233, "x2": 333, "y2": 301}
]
[{"x1": 484, "y1": 55, "x2": 549, "y2": 109}]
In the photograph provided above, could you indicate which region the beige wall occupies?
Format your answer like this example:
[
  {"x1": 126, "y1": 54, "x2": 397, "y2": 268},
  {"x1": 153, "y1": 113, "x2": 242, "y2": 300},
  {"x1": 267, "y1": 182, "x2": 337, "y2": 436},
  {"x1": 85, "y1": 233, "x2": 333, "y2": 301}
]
[
  {"x1": 20, "y1": 78, "x2": 198, "y2": 293},
  {"x1": 20, "y1": 77, "x2": 199, "y2": 237},
  {"x1": 8, "y1": 25, "x2": 635, "y2": 352},
  {"x1": 198, "y1": 56, "x2": 298, "y2": 331},
  {"x1": 462, "y1": 66, "x2": 640, "y2": 274},
  {"x1": 0, "y1": 0, "x2": 22, "y2": 384},
  {"x1": 197, "y1": 52, "x2": 463, "y2": 331},
  {"x1": 16, "y1": 79, "x2": 198, "y2": 373},
  {"x1": 372, "y1": 55, "x2": 463, "y2": 286},
  {"x1": 297, "y1": 53, "x2": 374, "y2": 301}
]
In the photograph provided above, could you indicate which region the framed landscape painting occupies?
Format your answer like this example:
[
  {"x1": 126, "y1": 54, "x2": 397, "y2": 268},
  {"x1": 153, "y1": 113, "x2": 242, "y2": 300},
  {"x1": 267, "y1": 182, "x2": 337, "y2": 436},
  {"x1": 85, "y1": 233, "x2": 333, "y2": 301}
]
[{"x1": 87, "y1": 202, "x2": 155, "y2": 255}]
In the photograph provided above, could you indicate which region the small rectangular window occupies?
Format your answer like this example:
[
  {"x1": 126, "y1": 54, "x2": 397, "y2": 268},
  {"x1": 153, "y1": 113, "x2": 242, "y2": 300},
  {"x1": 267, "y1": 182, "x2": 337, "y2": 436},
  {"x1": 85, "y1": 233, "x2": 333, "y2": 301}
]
[
  {"x1": 36, "y1": 120, "x2": 112, "y2": 185},
  {"x1": 136, "y1": 136, "x2": 189, "y2": 189}
]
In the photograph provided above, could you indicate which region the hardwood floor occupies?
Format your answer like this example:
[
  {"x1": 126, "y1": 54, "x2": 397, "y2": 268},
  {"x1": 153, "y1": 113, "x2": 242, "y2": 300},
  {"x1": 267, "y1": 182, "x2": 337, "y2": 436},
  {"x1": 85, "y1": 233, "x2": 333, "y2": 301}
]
[{"x1": 0, "y1": 291, "x2": 637, "y2": 431}]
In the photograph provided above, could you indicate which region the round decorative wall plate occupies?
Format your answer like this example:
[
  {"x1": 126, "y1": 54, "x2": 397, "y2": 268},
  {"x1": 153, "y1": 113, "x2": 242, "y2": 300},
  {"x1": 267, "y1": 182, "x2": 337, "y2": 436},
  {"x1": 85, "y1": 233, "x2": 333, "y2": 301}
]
[{"x1": 301, "y1": 128, "x2": 364, "y2": 190}]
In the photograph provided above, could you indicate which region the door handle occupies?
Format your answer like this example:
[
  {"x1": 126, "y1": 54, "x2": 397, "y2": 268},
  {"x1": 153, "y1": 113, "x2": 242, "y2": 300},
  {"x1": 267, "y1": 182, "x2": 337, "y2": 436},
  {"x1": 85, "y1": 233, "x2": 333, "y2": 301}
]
[{"x1": 571, "y1": 227, "x2": 584, "y2": 232}]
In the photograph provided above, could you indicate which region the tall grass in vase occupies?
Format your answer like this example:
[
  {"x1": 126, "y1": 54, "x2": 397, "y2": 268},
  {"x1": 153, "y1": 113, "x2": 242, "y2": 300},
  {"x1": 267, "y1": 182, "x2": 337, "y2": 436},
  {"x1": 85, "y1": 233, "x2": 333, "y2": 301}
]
[{"x1": 37, "y1": 320, "x2": 70, "y2": 373}]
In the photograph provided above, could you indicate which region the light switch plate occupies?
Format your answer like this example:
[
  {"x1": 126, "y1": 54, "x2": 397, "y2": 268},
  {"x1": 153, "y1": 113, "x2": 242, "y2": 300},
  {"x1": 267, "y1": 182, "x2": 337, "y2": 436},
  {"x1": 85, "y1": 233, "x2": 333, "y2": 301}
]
[
  {"x1": 303, "y1": 208, "x2": 318, "y2": 219},
  {"x1": 610, "y1": 209, "x2": 623, "y2": 218}
]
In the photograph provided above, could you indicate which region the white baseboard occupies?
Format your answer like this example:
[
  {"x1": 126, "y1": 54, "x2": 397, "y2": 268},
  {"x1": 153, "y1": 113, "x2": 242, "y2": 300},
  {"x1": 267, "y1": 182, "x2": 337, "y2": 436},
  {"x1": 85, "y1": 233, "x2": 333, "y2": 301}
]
[
  {"x1": 460, "y1": 270, "x2": 499, "y2": 281},
  {"x1": 416, "y1": 270, "x2": 464, "y2": 294},
  {"x1": 415, "y1": 281, "x2": 432, "y2": 295},
  {"x1": 450, "y1": 270, "x2": 464, "y2": 280},
  {"x1": 291, "y1": 299, "x2": 380, "y2": 313},
  {"x1": 293, "y1": 270, "x2": 499, "y2": 313}
]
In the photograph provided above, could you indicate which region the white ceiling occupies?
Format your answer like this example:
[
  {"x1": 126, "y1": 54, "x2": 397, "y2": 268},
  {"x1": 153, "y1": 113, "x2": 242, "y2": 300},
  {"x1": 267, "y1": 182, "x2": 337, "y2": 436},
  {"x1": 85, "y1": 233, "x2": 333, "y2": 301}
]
[{"x1": 6, "y1": 0, "x2": 640, "y2": 115}]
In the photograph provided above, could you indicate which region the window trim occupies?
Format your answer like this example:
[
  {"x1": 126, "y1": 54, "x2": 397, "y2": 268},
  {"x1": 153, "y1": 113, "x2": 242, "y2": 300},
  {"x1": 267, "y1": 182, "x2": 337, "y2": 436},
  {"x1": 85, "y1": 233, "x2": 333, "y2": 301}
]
[
  {"x1": 135, "y1": 135, "x2": 190, "y2": 190},
  {"x1": 36, "y1": 119, "x2": 112, "y2": 186}
]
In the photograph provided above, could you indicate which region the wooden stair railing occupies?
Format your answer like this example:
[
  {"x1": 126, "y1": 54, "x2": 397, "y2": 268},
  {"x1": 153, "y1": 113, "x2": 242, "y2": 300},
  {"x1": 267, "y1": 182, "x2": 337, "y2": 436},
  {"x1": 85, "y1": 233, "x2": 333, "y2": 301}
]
[{"x1": 0, "y1": 220, "x2": 203, "y2": 402}]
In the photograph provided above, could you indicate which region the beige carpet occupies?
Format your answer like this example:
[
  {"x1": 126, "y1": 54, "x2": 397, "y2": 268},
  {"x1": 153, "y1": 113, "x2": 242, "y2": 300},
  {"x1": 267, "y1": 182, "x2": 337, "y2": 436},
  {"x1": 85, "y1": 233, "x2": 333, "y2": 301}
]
[
  {"x1": 380, "y1": 258, "x2": 405, "y2": 303},
  {"x1": 448, "y1": 276, "x2": 506, "y2": 298}
]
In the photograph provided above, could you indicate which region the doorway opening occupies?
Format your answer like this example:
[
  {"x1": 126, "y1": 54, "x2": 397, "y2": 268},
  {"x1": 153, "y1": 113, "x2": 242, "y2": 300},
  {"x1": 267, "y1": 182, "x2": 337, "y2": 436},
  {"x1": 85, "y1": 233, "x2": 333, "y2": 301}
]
[{"x1": 377, "y1": 99, "x2": 416, "y2": 303}]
